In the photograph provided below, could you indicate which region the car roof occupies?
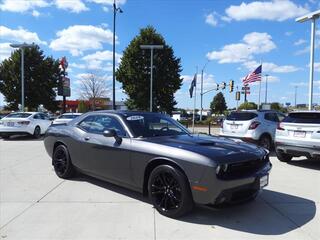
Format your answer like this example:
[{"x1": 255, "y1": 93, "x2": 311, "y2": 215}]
[
  {"x1": 62, "y1": 112, "x2": 82, "y2": 115},
  {"x1": 93, "y1": 110, "x2": 165, "y2": 117}
]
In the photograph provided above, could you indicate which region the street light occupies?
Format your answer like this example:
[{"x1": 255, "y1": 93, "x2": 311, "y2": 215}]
[
  {"x1": 10, "y1": 42, "x2": 36, "y2": 112},
  {"x1": 265, "y1": 74, "x2": 269, "y2": 104},
  {"x1": 112, "y1": 0, "x2": 123, "y2": 110},
  {"x1": 296, "y1": 9, "x2": 320, "y2": 110},
  {"x1": 140, "y1": 45, "x2": 164, "y2": 112},
  {"x1": 200, "y1": 60, "x2": 210, "y2": 121}
]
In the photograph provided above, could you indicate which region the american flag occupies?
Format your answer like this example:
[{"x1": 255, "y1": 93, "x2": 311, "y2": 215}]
[
  {"x1": 242, "y1": 65, "x2": 262, "y2": 85},
  {"x1": 189, "y1": 73, "x2": 197, "y2": 98}
]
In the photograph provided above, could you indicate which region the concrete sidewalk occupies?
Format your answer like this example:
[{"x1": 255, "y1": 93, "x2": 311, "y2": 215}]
[{"x1": 0, "y1": 138, "x2": 319, "y2": 239}]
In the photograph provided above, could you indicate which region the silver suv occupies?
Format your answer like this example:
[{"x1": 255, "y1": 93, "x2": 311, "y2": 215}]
[
  {"x1": 219, "y1": 110, "x2": 285, "y2": 150},
  {"x1": 275, "y1": 111, "x2": 320, "y2": 162}
]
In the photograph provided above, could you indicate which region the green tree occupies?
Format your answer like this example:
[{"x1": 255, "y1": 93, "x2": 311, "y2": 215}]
[
  {"x1": 0, "y1": 45, "x2": 61, "y2": 111},
  {"x1": 270, "y1": 102, "x2": 287, "y2": 112},
  {"x1": 239, "y1": 102, "x2": 257, "y2": 110},
  {"x1": 210, "y1": 92, "x2": 227, "y2": 114},
  {"x1": 116, "y1": 26, "x2": 183, "y2": 114}
]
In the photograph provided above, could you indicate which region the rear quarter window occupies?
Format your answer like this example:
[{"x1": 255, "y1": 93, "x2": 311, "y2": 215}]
[
  {"x1": 226, "y1": 112, "x2": 258, "y2": 121},
  {"x1": 283, "y1": 112, "x2": 320, "y2": 124}
]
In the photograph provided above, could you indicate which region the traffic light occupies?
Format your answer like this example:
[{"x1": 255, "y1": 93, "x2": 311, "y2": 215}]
[
  {"x1": 221, "y1": 82, "x2": 226, "y2": 90},
  {"x1": 229, "y1": 80, "x2": 234, "y2": 92},
  {"x1": 236, "y1": 91, "x2": 240, "y2": 101}
]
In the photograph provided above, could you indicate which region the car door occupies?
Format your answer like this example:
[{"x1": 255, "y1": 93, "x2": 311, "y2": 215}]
[
  {"x1": 76, "y1": 114, "x2": 132, "y2": 185},
  {"x1": 39, "y1": 113, "x2": 52, "y2": 133},
  {"x1": 264, "y1": 112, "x2": 279, "y2": 140}
]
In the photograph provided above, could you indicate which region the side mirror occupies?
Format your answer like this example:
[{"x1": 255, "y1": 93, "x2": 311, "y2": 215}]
[
  {"x1": 103, "y1": 129, "x2": 117, "y2": 137},
  {"x1": 103, "y1": 129, "x2": 122, "y2": 144}
]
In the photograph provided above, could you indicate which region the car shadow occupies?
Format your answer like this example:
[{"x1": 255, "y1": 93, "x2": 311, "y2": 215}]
[
  {"x1": 1, "y1": 135, "x2": 43, "y2": 141},
  {"x1": 71, "y1": 174, "x2": 316, "y2": 236},
  {"x1": 287, "y1": 159, "x2": 320, "y2": 171}
]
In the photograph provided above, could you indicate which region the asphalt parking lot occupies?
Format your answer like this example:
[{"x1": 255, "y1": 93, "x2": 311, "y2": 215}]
[{"x1": 0, "y1": 137, "x2": 319, "y2": 240}]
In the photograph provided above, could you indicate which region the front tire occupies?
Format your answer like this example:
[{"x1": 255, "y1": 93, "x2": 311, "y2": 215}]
[
  {"x1": 33, "y1": 126, "x2": 41, "y2": 139},
  {"x1": 276, "y1": 150, "x2": 293, "y2": 162},
  {"x1": 148, "y1": 165, "x2": 194, "y2": 218},
  {"x1": 52, "y1": 145, "x2": 75, "y2": 179}
]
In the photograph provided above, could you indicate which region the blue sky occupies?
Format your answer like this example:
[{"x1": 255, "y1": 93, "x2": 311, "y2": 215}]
[{"x1": 1, "y1": 0, "x2": 320, "y2": 110}]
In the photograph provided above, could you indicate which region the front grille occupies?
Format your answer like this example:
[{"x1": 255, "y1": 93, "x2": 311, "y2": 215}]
[{"x1": 217, "y1": 156, "x2": 269, "y2": 180}]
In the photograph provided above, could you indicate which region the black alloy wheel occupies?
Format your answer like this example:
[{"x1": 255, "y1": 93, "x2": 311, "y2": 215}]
[
  {"x1": 148, "y1": 165, "x2": 193, "y2": 218},
  {"x1": 52, "y1": 145, "x2": 75, "y2": 179},
  {"x1": 33, "y1": 126, "x2": 41, "y2": 139}
]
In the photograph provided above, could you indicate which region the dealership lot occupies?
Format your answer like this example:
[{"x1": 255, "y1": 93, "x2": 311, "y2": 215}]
[{"x1": 0, "y1": 137, "x2": 319, "y2": 240}]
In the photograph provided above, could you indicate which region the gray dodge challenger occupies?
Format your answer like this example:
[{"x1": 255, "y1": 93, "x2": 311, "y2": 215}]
[{"x1": 44, "y1": 111, "x2": 271, "y2": 218}]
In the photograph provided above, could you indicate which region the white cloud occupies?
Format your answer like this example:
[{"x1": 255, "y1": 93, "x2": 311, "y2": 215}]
[
  {"x1": 206, "y1": 32, "x2": 276, "y2": 63},
  {"x1": 0, "y1": 43, "x2": 13, "y2": 61},
  {"x1": 225, "y1": 0, "x2": 309, "y2": 22},
  {"x1": 243, "y1": 60, "x2": 300, "y2": 73},
  {"x1": 0, "y1": 0, "x2": 49, "y2": 13},
  {"x1": 182, "y1": 73, "x2": 217, "y2": 92},
  {"x1": 313, "y1": 62, "x2": 320, "y2": 72},
  {"x1": 285, "y1": 31, "x2": 293, "y2": 36},
  {"x1": 205, "y1": 13, "x2": 218, "y2": 27},
  {"x1": 102, "y1": 6, "x2": 109, "y2": 12},
  {"x1": 80, "y1": 50, "x2": 121, "y2": 70},
  {"x1": 0, "y1": 26, "x2": 47, "y2": 45},
  {"x1": 32, "y1": 10, "x2": 40, "y2": 17},
  {"x1": 49, "y1": 25, "x2": 115, "y2": 56},
  {"x1": 87, "y1": 0, "x2": 126, "y2": 5},
  {"x1": 54, "y1": 0, "x2": 89, "y2": 13},
  {"x1": 294, "y1": 39, "x2": 306, "y2": 46}
]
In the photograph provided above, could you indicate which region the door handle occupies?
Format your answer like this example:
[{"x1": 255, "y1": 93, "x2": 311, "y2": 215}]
[{"x1": 84, "y1": 136, "x2": 90, "y2": 141}]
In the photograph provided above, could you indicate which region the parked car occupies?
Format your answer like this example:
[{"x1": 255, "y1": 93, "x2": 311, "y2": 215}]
[
  {"x1": 275, "y1": 111, "x2": 320, "y2": 162},
  {"x1": 52, "y1": 113, "x2": 82, "y2": 125},
  {"x1": 0, "y1": 112, "x2": 52, "y2": 139},
  {"x1": 219, "y1": 110, "x2": 285, "y2": 150},
  {"x1": 44, "y1": 110, "x2": 271, "y2": 218}
]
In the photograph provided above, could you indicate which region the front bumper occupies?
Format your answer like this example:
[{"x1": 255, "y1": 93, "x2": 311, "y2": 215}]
[
  {"x1": 191, "y1": 161, "x2": 272, "y2": 205},
  {"x1": 276, "y1": 142, "x2": 320, "y2": 159}
]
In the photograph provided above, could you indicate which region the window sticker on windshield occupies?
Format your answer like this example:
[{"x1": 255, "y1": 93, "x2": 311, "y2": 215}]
[{"x1": 127, "y1": 115, "x2": 144, "y2": 121}]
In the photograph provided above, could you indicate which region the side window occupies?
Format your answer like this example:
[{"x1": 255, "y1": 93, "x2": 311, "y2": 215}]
[
  {"x1": 33, "y1": 114, "x2": 40, "y2": 119},
  {"x1": 78, "y1": 115, "x2": 127, "y2": 137},
  {"x1": 265, "y1": 113, "x2": 278, "y2": 122},
  {"x1": 277, "y1": 113, "x2": 285, "y2": 122},
  {"x1": 39, "y1": 113, "x2": 49, "y2": 120}
]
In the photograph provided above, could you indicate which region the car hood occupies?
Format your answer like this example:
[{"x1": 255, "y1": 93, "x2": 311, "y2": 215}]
[{"x1": 141, "y1": 134, "x2": 266, "y2": 163}]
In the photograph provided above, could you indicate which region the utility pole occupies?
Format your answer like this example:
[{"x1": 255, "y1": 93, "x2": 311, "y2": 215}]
[
  {"x1": 112, "y1": 0, "x2": 123, "y2": 110},
  {"x1": 200, "y1": 60, "x2": 210, "y2": 121},
  {"x1": 296, "y1": 10, "x2": 320, "y2": 110},
  {"x1": 295, "y1": 86, "x2": 298, "y2": 107},
  {"x1": 10, "y1": 43, "x2": 35, "y2": 112},
  {"x1": 140, "y1": 45, "x2": 164, "y2": 112},
  {"x1": 265, "y1": 74, "x2": 269, "y2": 104}
]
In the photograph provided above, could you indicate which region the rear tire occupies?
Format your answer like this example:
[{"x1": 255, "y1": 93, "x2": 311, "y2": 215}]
[
  {"x1": 1, "y1": 135, "x2": 10, "y2": 140},
  {"x1": 259, "y1": 135, "x2": 272, "y2": 150},
  {"x1": 33, "y1": 126, "x2": 41, "y2": 139},
  {"x1": 52, "y1": 145, "x2": 76, "y2": 179},
  {"x1": 148, "y1": 165, "x2": 194, "y2": 218},
  {"x1": 276, "y1": 150, "x2": 293, "y2": 162}
]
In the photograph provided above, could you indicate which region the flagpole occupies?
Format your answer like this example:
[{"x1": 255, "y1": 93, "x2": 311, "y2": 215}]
[
  {"x1": 258, "y1": 60, "x2": 262, "y2": 109},
  {"x1": 192, "y1": 67, "x2": 198, "y2": 134}
]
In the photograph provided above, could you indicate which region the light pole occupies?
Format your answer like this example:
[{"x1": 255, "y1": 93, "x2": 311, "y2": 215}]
[
  {"x1": 10, "y1": 42, "x2": 35, "y2": 112},
  {"x1": 140, "y1": 45, "x2": 164, "y2": 112},
  {"x1": 296, "y1": 10, "x2": 320, "y2": 110},
  {"x1": 294, "y1": 86, "x2": 298, "y2": 107},
  {"x1": 200, "y1": 60, "x2": 210, "y2": 121},
  {"x1": 265, "y1": 74, "x2": 269, "y2": 104},
  {"x1": 112, "y1": 0, "x2": 123, "y2": 110}
]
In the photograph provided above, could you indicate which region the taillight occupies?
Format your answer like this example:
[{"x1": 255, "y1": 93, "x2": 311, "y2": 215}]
[
  {"x1": 18, "y1": 121, "x2": 30, "y2": 125},
  {"x1": 277, "y1": 122, "x2": 284, "y2": 130},
  {"x1": 248, "y1": 121, "x2": 260, "y2": 130}
]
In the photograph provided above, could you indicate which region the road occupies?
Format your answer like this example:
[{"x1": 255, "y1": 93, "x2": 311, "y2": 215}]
[{"x1": 0, "y1": 137, "x2": 319, "y2": 240}]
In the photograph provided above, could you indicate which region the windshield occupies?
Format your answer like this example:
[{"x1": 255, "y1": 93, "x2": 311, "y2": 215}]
[
  {"x1": 58, "y1": 114, "x2": 80, "y2": 119},
  {"x1": 283, "y1": 112, "x2": 320, "y2": 124},
  {"x1": 124, "y1": 113, "x2": 190, "y2": 138},
  {"x1": 226, "y1": 112, "x2": 258, "y2": 121},
  {"x1": 5, "y1": 113, "x2": 32, "y2": 118}
]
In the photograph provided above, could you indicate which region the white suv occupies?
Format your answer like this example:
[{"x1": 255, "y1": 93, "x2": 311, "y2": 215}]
[
  {"x1": 275, "y1": 111, "x2": 320, "y2": 162},
  {"x1": 219, "y1": 110, "x2": 285, "y2": 150}
]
